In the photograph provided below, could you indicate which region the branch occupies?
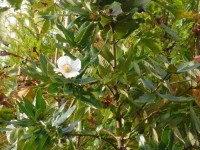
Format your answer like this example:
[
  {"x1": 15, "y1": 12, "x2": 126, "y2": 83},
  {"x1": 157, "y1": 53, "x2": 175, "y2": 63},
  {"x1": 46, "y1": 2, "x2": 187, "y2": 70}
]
[
  {"x1": 0, "y1": 92, "x2": 14, "y2": 108},
  {"x1": 0, "y1": 50, "x2": 24, "y2": 59},
  {"x1": 130, "y1": 101, "x2": 171, "y2": 136},
  {"x1": 132, "y1": 102, "x2": 147, "y2": 121}
]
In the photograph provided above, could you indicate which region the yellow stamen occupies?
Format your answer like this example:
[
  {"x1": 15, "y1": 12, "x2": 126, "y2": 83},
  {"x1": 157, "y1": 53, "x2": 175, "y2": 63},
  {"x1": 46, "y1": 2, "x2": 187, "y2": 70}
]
[{"x1": 62, "y1": 64, "x2": 72, "y2": 73}]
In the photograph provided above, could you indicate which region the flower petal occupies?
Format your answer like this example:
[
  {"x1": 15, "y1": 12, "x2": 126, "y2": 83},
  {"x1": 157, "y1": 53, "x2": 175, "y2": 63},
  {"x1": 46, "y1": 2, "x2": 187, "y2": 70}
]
[
  {"x1": 57, "y1": 56, "x2": 71, "y2": 68},
  {"x1": 71, "y1": 59, "x2": 81, "y2": 71},
  {"x1": 54, "y1": 68, "x2": 61, "y2": 72},
  {"x1": 63, "y1": 71, "x2": 80, "y2": 78}
]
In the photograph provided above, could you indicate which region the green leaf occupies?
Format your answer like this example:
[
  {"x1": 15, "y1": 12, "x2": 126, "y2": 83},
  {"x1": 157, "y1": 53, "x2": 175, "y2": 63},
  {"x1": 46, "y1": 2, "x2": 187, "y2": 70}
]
[
  {"x1": 141, "y1": 77, "x2": 155, "y2": 91},
  {"x1": 42, "y1": 14, "x2": 58, "y2": 20},
  {"x1": 47, "y1": 83, "x2": 60, "y2": 93},
  {"x1": 17, "y1": 101, "x2": 30, "y2": 118},
  {"x1": 121, "y1": 0, "x2": 150, "y2": 12},
  {"x1": 160, "y1": 128, "x2": 170, "y2": 148},
  {"x1": 52, "y1": 105, "x2": 76, "y2": 126},
  {"x1": 74, "y1": 77, "x2": 98, "y2": 85},
  {"x1": 60, "y1": 0, "x2": 89, "y2": 16},
  {"x1": 40, "y1": 53, "x2": 47, "y2": 73},
  {"x1": 10, "y1": 119, "x2": 36, "y2": 127},
  {"x1": 136, "y1": 93, "x2": 156, "y2": 103},
  {"x1": 100, "y1": 47, "x2": 114, "y2": 62},
  {"x1": 167, "y1": 130, "x2": 174, "y2": 150},
  {"x1": 114, "y1": 16, "x2": 143, "y2": 39},
  {"x1": 76, "y1": 23, "x2": 95, "y2": 45},
  {"x1": 23, "y1": 98, "x2": 35, "y2": 118},
  {"x1": 158, "y1": 94, "x2": 194, "y2": 102},
  {"x1": 56, "y1": 21, "x2": 75, "y2": 47},
  {"x1": 190, "y1": 107, "x2": 200, "y2": 134},
  {"x1": 100, "y1": 16, "x2": 113, "y2": 27},
  {"x1": 23, "y1": 133, "x2": 38, "y2": 149},
  {"x1": 123, "y1": 39, "x2": 140, "y2": 72},
  {"x1": 0, "y1": 7, "x2": 9, "y2": 12},
  {"x1": 54, "y1": 43, "x2": 75, "y2": 58},
  {"x1": 37, "y1": 134, "x2": 49, "y2": 150},
  {"x1": 56, "y1": 34, "x2": 67, "y2": 43},
  {"x1": 160, "y1": 23, "x2": 179, "y2": 41},
  {"x1": 140, "y1": 38, "x2": 162, "y2": 53},
  {"x1": 79, "y1": 95, "x2": 102, "y2": 109},
  {"x1": 35, "y1": 88, "x2": 46, "y2": 111},
  {"x1": 62, "y1": 121, "x2": 78, "y2": 134},
  {"x1": 177, "y1": 62, "x2": 200, "y2": 73},
  {"x1": 133, "y1": 62, "x2": 141, "y2": 75},
  {"x1": 7, "y1": 0, "x2": 23, "y2": 10},
  {"x1": 173, "y1": 127, "x2": 185, "y2": 145},
  {"x1": 53, "y1": 102, "x2": 67, "y2": 118}
]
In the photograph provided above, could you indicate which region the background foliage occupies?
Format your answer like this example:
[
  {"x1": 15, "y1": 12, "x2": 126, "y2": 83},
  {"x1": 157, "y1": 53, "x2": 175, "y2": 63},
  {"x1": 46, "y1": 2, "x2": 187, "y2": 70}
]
[{"x1": 0, "y1": 0, "x2": 200, "y2": 149}]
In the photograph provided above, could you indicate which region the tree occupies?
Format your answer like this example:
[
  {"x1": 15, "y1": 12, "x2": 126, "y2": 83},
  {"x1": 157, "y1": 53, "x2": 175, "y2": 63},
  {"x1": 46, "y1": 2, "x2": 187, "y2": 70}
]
[{"x1": 0, "y1": 0, "x2": 200, "y2": 149}]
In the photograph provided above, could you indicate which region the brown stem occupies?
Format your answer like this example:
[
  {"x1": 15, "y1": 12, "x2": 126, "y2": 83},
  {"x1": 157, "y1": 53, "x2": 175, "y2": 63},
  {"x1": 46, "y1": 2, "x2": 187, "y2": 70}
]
[
  {"x1": 0, "y1": 50, "x2": 24, "y2": 59},
  {"x1": 0, "y1": 92, "x2": 14, "y2": 108},
  {"x1": 195, "y1": 31, "x2": 200, "y2": 56}
]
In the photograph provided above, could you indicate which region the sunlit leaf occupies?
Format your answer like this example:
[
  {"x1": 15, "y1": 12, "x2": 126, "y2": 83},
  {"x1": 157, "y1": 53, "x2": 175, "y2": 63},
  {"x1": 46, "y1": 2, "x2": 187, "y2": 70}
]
[{"x1": 52, "y1": 105, "x2": 76, "y2": 126}]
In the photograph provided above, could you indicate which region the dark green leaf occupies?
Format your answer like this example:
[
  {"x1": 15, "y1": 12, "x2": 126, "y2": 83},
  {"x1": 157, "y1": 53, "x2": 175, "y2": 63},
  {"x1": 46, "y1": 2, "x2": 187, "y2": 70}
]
[
  {"x1": 79, "y1": 95, "x2": 102, "y2": 109},
  {"x1": 7, "y1": 0, "x2": 23, "y2": 10},
  {"x1": 56, "y1": 34, "x2": 67, "y2": 43},
  {"x1": 23, "y1": 98, "x2": 35, "y2": 118},
  {"x1": 121, "y1": 0, "x2": 150, "y2": 12},
  {"x1": 42, "y1": 14, "x2": 57, "y2": 20},
  {"x1": 35, "y1": 88, "x2": 46, "y2": 111},
  {"x1": 40, "y1": 53, "x2": 47, "y2": 73},
  {"x1": 10, "y1": 119, "x2": 36, "y2": 127}
]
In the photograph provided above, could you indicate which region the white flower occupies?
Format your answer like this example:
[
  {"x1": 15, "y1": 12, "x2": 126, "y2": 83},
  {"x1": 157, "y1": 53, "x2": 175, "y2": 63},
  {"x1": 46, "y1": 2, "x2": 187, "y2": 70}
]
[{"x1": 54, "y1": 56, "x2": 81, "y2": 79}]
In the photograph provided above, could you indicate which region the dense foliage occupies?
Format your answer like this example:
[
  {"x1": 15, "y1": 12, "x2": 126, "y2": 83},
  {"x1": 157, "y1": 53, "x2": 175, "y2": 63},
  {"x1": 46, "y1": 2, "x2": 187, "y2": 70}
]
[{"x1": 0, "y1": 0, "x2": 200, "y2": 149}]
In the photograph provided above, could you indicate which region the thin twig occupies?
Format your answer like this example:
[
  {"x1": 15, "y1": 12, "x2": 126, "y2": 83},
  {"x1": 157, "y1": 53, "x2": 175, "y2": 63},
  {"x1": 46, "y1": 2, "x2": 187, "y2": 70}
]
[
  {"x1": 0, "y1": 50, "x2": 24, "y2": 59},
  {"x1": 102, "y1": 129, "x2": 117, "y2": 140},
  {"x1": 132, "y1": 102, "x2": 147, "y2": 121},
  {"x1": 130, "y1": 101, "x2": 170, "y2": 136}
]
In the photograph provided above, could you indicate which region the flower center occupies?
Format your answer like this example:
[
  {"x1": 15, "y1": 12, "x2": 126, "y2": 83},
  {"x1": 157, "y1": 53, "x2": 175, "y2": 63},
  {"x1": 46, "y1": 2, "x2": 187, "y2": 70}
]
[{"x1": 62, "y1": 64, "x2": 72, "y2": 73}]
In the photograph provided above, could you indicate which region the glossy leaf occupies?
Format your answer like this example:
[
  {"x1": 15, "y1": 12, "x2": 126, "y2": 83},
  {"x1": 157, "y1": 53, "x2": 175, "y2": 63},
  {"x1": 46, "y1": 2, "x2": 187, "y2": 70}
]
[
  {"x1": 52, "y1": 105, "x2": 76, "y2": 126},
  {"x1": 62, "y1": 121, "x2": 78, "y2": 134}
]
